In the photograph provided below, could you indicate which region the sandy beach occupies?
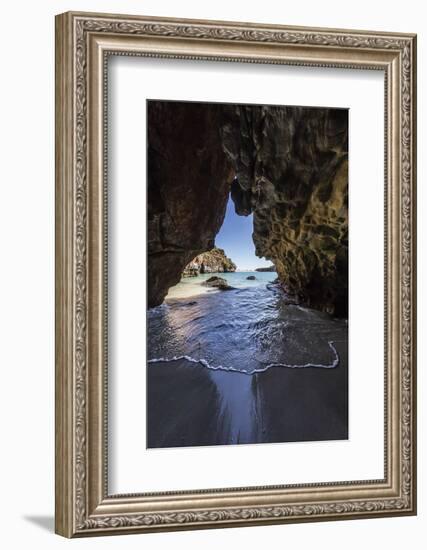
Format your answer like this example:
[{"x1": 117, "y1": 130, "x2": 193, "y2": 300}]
[{"x1": 147, "y1": 340, "x2": 348, "y2": 448}]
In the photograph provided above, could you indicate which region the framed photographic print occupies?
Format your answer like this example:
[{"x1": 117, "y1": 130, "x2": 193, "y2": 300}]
[{"x1": 55, "y1": 11, "x2": 417, "y2": 537}]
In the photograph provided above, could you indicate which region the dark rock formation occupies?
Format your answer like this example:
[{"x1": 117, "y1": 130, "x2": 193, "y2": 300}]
[
  {"x1": 148, "y1": 100, "x2": 348, "y2": 316},
  {"x1": 222, "y1": 105, "x2": 348, "y2": 316},
  {"x1": 246, "y1": 275, "x2": 256, "y2": 280},
  {"x1": 182, "y1": 268, "x2": 198, "y2": 277},
  {"x1": 255, "y1": 266, "x2": 276, "y2": 272},
  {"x1": 182, "y1": 247, "x2": 236, "y2": 277},
  {"x1": 202, "y1": 276, "x2": 235, "y2": 291},
  {"x1": 147, "y1": 101, "x2": 234, "y2": 307}
]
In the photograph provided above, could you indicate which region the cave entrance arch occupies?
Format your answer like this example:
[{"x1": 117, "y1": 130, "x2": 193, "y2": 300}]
[{"x1": 147, "y1": 99, "x2": 348, "y2": 317}]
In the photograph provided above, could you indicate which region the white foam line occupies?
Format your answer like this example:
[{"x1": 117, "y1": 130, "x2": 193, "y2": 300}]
[{"x1": 148, "y1": 341, "x2": 340, "y2": 375}]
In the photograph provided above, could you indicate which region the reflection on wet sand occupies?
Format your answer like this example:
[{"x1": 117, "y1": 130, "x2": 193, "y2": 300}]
[
  {"x1": 208, "y1": 370, "x2": 258, "y2": 444},
  {"x1": 147, "y1": 341, "x2": 347, "y2": 449}
]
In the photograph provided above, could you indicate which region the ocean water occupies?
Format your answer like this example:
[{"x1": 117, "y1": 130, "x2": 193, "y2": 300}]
[
  {"x1": 148, "y1": 272, "x2": 347, "y2": 374},
  {"x1": 165, "y1": 271, "x2": 276, "y2": 300}
]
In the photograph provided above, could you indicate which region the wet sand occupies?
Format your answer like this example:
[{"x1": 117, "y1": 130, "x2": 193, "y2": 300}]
[{"x1": 147, "y1": 341, "x2": 348, "y2": 448}]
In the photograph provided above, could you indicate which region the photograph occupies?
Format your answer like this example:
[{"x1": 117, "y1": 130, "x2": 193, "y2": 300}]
[{"x1": 147, "y1": 100, "x2": 349, "y2": 448}]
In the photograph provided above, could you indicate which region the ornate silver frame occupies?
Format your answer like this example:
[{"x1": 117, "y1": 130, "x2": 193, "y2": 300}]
[{"x1": 55, "y1": 11, "x2": 417, "y2": 537}]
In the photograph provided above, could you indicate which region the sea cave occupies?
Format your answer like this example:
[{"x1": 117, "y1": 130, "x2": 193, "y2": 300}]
[{"x1": 147, "y1": 100, "x2": 348, "y2": 317}]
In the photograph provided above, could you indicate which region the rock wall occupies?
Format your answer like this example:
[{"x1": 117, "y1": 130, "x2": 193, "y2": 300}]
[
  {"x1": 183, "y1": 248, "x2": 236, "y2": 277},
  {"x1": 222, "y1": 105, "x2": 348, "y2": 316},
  {"x1": 147, "y1": 101, "x2": 234, "y2": 307},
  {"x1": 148, "y1": 101, "x2": 348, "y2": 316}
]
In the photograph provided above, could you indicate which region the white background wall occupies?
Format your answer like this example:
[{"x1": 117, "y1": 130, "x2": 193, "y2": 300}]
[{"x1": 0, "y1": 1, "x2": 424, "y2": 548}]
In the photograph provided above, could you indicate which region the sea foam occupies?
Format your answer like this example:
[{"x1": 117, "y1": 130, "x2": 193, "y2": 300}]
[{"x1": 148, "y1": 340, "x2": 339, "y2": 375}]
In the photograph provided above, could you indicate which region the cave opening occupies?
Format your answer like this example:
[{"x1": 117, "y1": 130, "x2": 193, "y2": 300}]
[
  {"x1": 214, "y1": 194, "x2": 271, "y2": 272},
  {"x1": 147, "y1": 99, "x2": 348, "y2": 316},
  {"x1": 164, "y1": 188, "x2": 278, "y2": 301}
]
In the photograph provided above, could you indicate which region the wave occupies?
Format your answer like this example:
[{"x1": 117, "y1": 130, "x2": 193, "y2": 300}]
[{"x1": 148, "y1": 340, "x2": 339, "y2": 375}]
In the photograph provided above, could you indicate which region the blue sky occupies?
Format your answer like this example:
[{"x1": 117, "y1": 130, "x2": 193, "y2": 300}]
[{"x1": 215, "y1": 197, "x2": 272, "y2": 271}]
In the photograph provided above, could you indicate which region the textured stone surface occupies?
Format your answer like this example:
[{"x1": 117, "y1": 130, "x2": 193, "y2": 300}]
[
  {"x1": 183, "y1": 247, "x2": 236, "y2": 277},
  {"x1": 147, "y1": 101, "x2": 233, "y2": 307},
  {"x1": 223, "y1": 105, "x2": 348, "y2": 316},
  {"x1": 148, "y1": 101, "x2": 348, "y2": 316}
]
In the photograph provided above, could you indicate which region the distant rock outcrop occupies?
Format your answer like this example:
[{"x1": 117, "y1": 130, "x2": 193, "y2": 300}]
[
  {"x1": 255, "y1": 266, "x2": 276, "y2": 272},
  {"x1": 183, "y1": 248, "x2": 236, "y2": 277}
]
